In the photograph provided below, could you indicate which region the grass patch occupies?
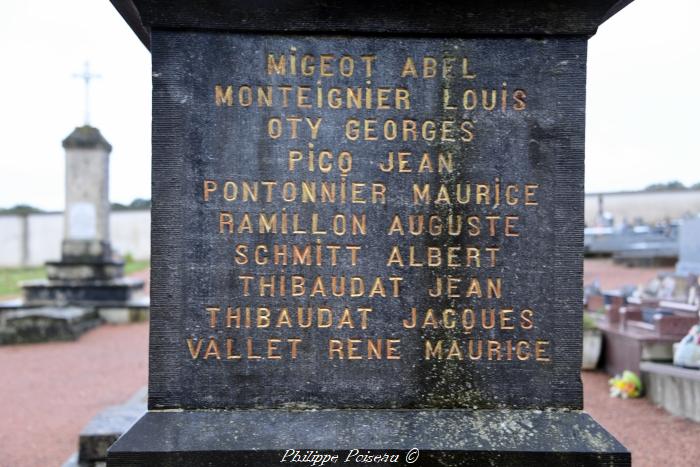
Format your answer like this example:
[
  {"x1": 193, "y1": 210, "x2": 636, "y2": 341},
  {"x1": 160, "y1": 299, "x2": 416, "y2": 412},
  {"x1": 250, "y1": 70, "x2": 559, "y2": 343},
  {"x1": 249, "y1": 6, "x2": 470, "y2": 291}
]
[
  {"x1": 124, "y1": 259, "x2": 150, "y2": 275},
  {"x1": 0, "y1": 266, "x2": 46, "y2": 298},
  {"x1": 0, "y1": 259, "x2": 150, "y2": 298}
]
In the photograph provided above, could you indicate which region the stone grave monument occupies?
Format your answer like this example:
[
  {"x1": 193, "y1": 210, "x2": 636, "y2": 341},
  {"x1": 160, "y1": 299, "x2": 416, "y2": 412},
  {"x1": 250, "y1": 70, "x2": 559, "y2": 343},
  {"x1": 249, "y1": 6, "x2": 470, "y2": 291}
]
[
  {"x1": 22, "y1": 125, "x2": 144, "y2": 306},
  {"x1": 0, "y1": 66, "x2": 147, "y2": 344},
  {"x1": 108, "y1": 1, "x2": 633, "y2": 465}
]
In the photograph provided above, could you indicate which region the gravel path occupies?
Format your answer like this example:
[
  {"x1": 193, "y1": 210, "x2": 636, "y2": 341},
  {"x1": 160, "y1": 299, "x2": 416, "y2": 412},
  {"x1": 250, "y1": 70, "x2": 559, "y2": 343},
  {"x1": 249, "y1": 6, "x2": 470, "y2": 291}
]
[{"x1": 0, "y1": 323, "x2": 148, "y2": 467}]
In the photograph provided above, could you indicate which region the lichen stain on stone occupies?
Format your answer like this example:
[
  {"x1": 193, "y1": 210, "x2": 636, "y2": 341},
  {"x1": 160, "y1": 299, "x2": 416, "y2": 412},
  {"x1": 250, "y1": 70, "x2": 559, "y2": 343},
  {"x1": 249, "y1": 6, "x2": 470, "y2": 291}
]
[{"x1": 574, "y1": 422, "x2": 620, "y2": 452}]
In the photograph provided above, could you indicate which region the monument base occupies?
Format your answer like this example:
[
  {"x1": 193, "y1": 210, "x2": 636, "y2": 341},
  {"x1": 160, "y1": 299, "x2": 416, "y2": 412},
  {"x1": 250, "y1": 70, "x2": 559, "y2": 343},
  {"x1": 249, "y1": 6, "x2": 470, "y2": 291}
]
[
  {"x1": 22, "y1": 277, "x2": 144, "y2": 307},
  {"x1": 22, "y1": 242, "x2": 146, "y2": 307},
  {"x1": 46, "y1": 259, "x2": 126, "y2": 281},
  {"x1": 0, "y1": 299, "x2": 149, "y2": 345},
  {"x1": 108, "y1": 409, "x2": 629, "y2": 466},
  {"x1": 0, "y1": 306, "x2": 101, "y2": 344}
]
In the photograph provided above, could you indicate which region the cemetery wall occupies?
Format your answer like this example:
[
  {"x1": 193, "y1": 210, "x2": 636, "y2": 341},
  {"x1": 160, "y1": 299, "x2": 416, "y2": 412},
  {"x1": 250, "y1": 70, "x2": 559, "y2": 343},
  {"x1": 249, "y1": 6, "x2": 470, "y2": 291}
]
[
  {"x1": 584, "y1": 190, "x2": 700, "y2": 225},
  {"x1": 0, "y1": 216, "x2": 24, "y2": 266},
  {"x1": 0, "y1": 209, "x2": 150, "y2": 267}
]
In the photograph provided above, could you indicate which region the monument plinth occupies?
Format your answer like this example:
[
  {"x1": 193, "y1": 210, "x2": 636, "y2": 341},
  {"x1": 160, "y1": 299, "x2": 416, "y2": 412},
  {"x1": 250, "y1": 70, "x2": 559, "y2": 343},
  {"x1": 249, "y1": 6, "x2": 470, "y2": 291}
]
[
  {"x1": 22, "y1": 126, "x2": 143, "y2": 306},
  {"x1": 109, "y1": 1, "x2": 632, "y2": 465}
]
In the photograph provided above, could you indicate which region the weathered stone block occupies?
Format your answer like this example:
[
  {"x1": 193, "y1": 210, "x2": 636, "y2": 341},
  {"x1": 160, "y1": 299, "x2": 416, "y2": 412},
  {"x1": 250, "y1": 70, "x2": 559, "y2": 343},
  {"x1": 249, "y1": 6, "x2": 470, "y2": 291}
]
[
  {"x1": 64, "y1": 388, "x2": 147, "y2": 467},
  {"x1": 642, "y1": 361, "x2": 700, "y2": 423},
  {"x1": 46, "y1": 260, "x2": 125, "y2": 281},
  {"x1": 99, "y1": 300, "x2": 149, "y2": 324},
  {"x1": 0, "y1": 307, "x2": 100, "y2": 344},
  {"x1": 22, "y1": 278, "x2": 143, "y2": 307}
]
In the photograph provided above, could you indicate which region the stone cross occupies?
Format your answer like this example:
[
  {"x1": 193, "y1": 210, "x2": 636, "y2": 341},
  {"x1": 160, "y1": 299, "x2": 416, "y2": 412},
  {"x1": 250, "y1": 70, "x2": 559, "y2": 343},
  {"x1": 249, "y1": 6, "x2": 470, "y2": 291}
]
[{"x1": 73, "y1": 62, "x2": 100, "y2": 125}]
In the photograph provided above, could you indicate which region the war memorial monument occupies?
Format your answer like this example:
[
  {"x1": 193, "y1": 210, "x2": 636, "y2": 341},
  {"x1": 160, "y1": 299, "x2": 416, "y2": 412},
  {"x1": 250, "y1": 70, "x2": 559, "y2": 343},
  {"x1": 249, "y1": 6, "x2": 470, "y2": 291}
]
[{"x1": 108, "y1": 1, "x2": 634, "y2": 464}]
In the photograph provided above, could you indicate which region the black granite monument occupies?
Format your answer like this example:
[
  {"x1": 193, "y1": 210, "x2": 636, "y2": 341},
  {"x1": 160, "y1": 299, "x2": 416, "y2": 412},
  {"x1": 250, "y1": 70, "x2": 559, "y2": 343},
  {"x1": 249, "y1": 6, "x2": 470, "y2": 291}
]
[{"x1": 108, "y1": 1, "x2": 633, "y2": 465}]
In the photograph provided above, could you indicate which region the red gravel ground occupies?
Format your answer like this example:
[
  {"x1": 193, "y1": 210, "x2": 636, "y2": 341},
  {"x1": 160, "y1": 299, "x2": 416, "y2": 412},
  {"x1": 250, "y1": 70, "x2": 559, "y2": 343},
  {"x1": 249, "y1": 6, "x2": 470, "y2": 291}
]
[
  {"x1": 584, "y1": 370, "x2": 700, "y2": 467},
  {"x1": 584, "y1": 257, "x2": 674, "y2": 290},
  {"x1": 0, "y1": 323, "x2": 148, "y2": 467},
  {"x1": 0, "y1": 261, "x2": 698, "y2": 466}
]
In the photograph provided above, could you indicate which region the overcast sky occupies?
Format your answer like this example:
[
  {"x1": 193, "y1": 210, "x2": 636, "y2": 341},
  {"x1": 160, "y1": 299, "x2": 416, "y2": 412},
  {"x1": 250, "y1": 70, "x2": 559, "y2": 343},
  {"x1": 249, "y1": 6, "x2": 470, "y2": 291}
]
[{"x1": 0, "y1": 0, "x2": 698, "y2": 210}]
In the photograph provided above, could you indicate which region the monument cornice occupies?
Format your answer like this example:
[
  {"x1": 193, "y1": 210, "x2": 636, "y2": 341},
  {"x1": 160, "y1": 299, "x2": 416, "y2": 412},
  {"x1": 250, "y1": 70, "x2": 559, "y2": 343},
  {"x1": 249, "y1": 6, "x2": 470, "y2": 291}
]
[
  {"x1": 62, "y1": 125, "x2": 113, "y2": 153},
  {"x1": 111, "y1": 0, "x2": 634, "y2": 50}
]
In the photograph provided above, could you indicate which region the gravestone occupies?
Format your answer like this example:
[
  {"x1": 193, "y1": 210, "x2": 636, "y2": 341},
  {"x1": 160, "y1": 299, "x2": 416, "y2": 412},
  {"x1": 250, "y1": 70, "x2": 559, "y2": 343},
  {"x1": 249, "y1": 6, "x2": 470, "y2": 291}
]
[
  {"x1": 108, "y1": 1, "x2": 632, "y2": 465},
  {"x1": 22, "y1": 126, "x2": 144, "y2": 306},
  {"x1": 676, "y1": 218, "x2": 700, "y2": 276}
]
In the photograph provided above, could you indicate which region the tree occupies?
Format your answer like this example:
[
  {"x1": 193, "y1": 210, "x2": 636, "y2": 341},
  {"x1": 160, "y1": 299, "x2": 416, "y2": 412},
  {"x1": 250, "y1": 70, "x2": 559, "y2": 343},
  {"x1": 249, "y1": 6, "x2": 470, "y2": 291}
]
[
  {"x1": 129, "y1": 198, "x2": 151, "y2": 209},
  {"x1": 643, "y1": 181, "x2": 686, "y2": 192},
  {"x1": 111, "y1": 198, "x2": 151, "y2": 211},
  {"x1": 0, "y1": 204, "x2": 44, "y2": 215}
]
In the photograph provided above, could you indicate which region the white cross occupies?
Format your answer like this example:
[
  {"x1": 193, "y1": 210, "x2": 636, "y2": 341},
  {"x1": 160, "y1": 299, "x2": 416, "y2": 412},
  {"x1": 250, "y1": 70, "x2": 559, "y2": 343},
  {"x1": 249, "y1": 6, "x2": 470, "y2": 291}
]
[{"x1": 73, "y1": 62, "x2": 101, "y2": 125}]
